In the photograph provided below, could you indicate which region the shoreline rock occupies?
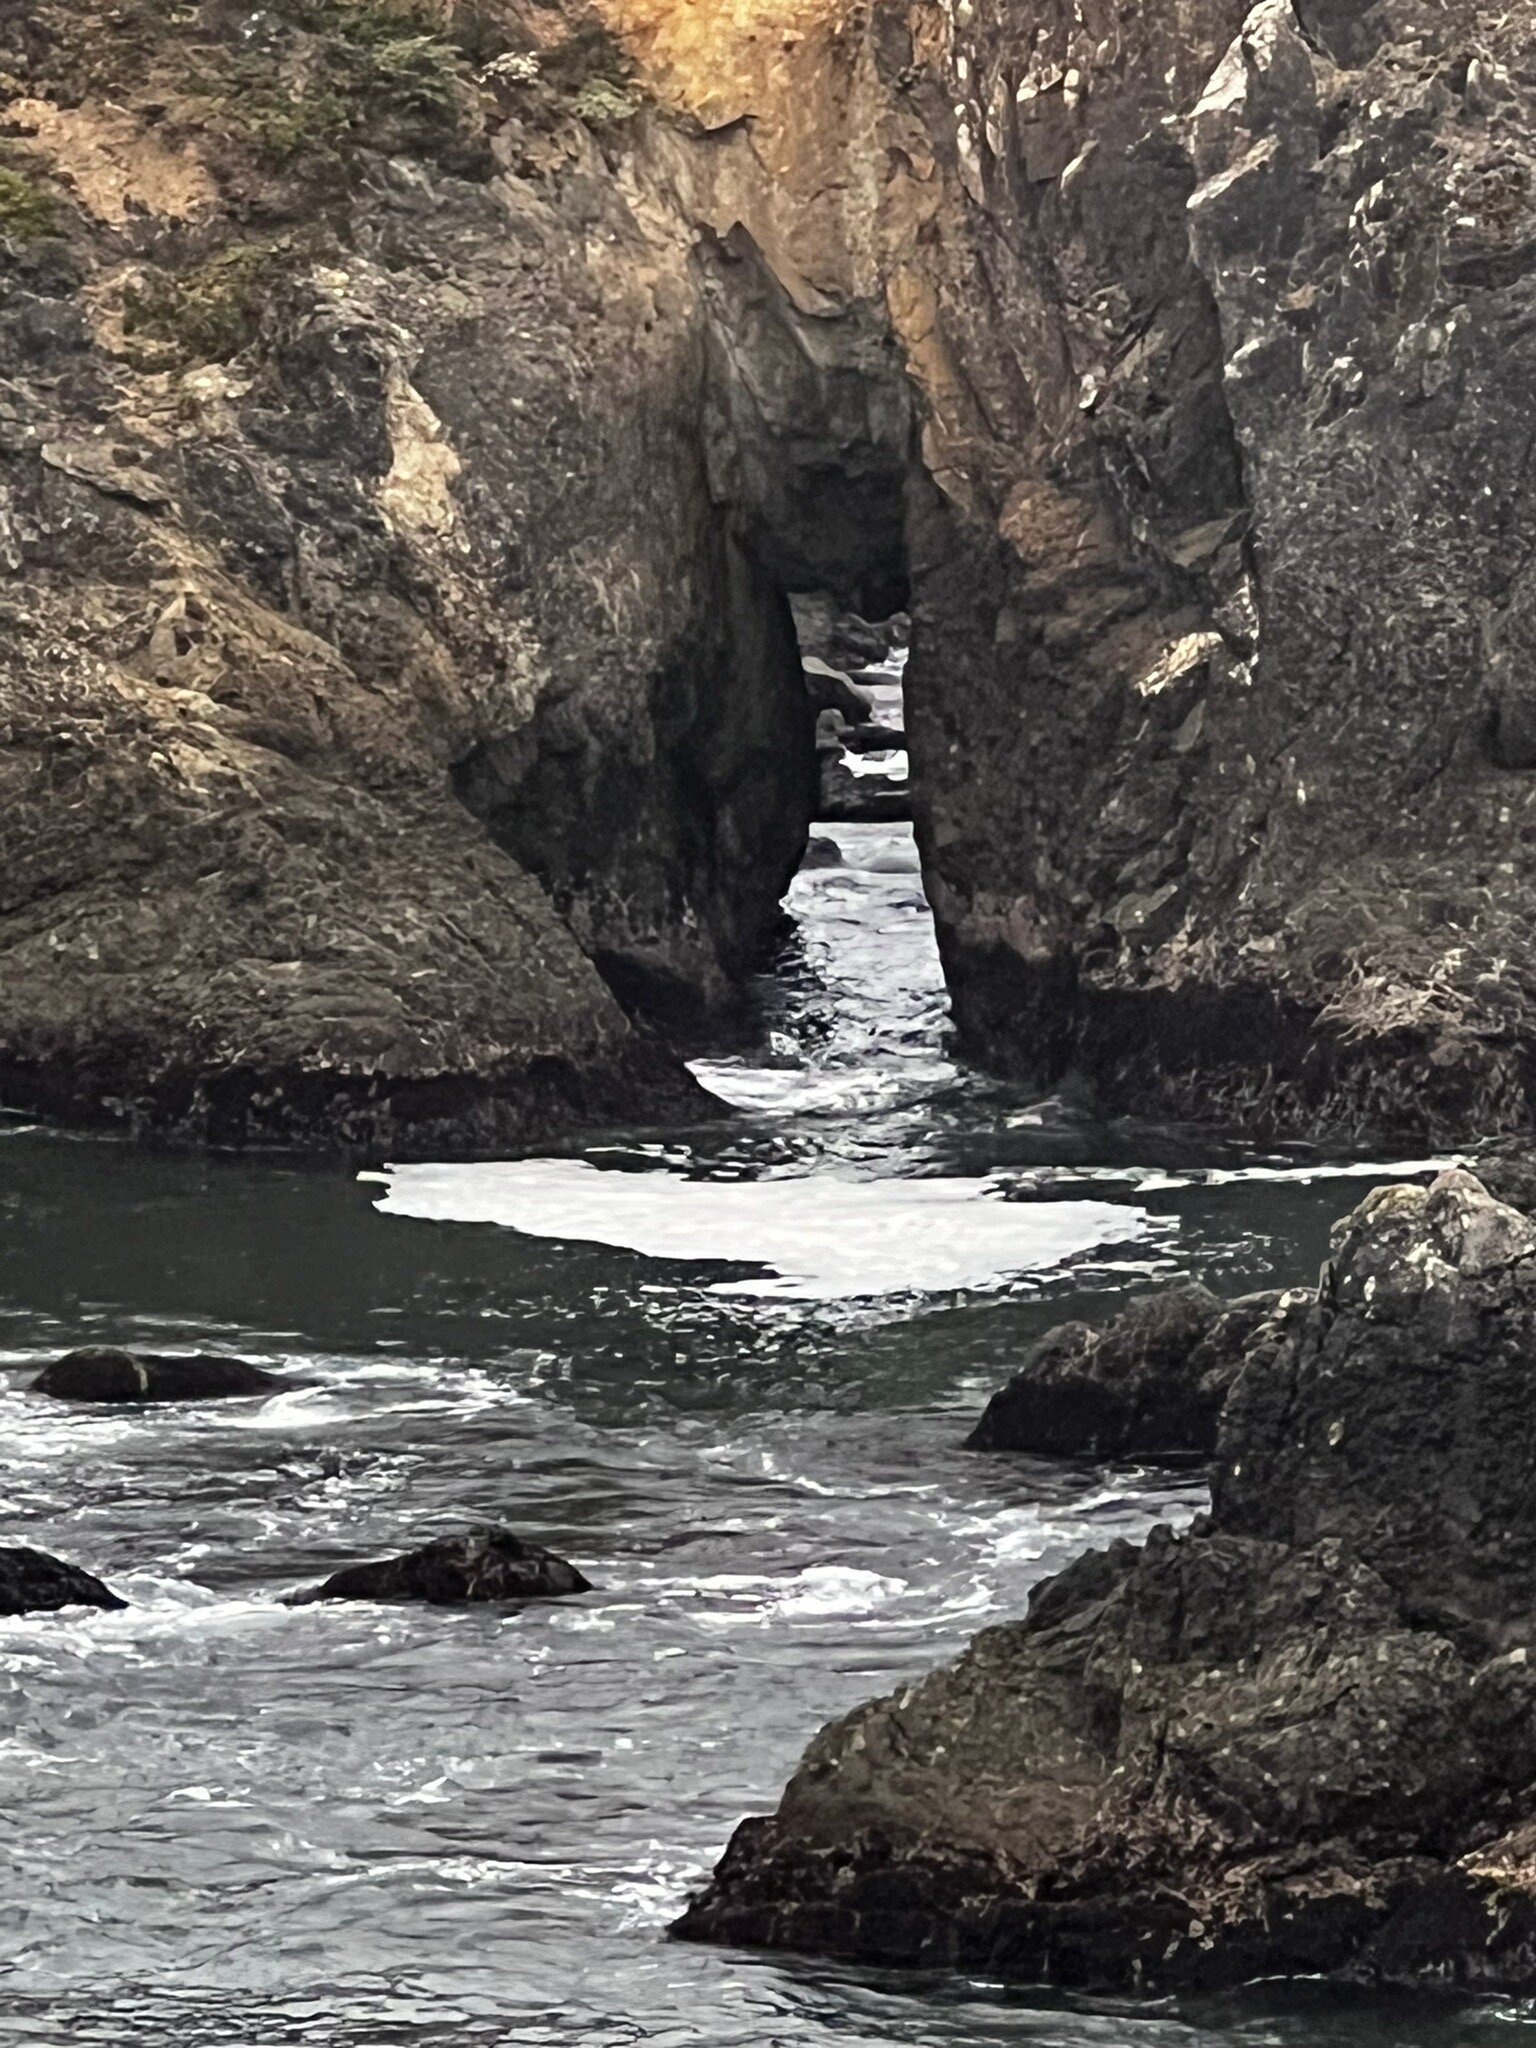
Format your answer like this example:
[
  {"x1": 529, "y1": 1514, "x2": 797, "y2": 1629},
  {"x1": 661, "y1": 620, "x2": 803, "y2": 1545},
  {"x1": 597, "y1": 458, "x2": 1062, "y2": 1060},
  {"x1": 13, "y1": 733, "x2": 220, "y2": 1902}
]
[
  {"x1": 966, "y1": 1284, "x2": 1294, "y2": 1461},
  {"x1": 676, "y1": 1172, "x2": 1536, "y2": 1992},
  {"x1": 31, "y1": 1348, "x2": 303, "y2": 1404},
  {"x1": 289, "y1": 1527, "x2": 592, "y2": 1607},
  {"x1": 0, "y1": 1546, "x2": 126, "y2": 1616}
]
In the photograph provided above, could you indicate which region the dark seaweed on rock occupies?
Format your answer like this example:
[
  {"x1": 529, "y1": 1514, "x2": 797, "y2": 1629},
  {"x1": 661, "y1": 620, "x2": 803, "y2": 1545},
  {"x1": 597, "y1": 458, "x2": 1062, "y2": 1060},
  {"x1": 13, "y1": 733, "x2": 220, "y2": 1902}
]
[{"x1": 676, "y1": 1171, "x2": 1536, "y2": 1992}]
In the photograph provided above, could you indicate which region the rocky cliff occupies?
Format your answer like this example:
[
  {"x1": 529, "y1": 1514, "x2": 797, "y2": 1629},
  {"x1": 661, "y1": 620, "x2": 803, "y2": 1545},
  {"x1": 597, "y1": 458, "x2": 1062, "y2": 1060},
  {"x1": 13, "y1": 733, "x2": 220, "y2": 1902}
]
[
  {"x1": 6, "y1": 0, "x2": 1536, "y2": 1148},
  {"x1": 909, "y1": 0, "x2": 1536, "y2": 1139},
  {"x1": 0, "y1": 0, "x2": 831, "y2": 1149}
]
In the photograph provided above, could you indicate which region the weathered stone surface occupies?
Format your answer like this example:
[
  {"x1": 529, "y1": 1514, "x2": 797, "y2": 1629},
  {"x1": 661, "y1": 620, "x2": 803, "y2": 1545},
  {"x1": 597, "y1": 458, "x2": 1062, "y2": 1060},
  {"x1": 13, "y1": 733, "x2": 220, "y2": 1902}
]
[
  {"x1": 901, "y1": 0, "x2": 1536, "y2": 1137},
  {"x1": 0, "y1": 0, "x2": 824, "y2": 1146},
  {"x1": 30, "y1": 1347, "x2": 299, "y2": 1403},
  {"x1": 677, "y1": 1171, "x2": 1536, "y2": 1991},
  {"x1": 0, "y1": 1545, "x2": 126, "y2": 1616},
  {"x1": 290, "y1": 1525, "x2": 592, "y2": 1606},
  {"x1": 967, "y1": 1283, "x2": 1293, "y2": 1460}
]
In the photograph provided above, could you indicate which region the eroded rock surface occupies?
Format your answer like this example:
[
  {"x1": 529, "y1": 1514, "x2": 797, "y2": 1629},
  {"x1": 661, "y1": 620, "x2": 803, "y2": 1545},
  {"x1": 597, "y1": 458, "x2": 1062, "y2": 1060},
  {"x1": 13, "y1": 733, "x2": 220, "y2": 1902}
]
[
  {"x1": 0, "y1": 1545, "x2": 126, "y2": 1615},
  {"x1": 290, "y1": 1525, "x2": 592, "y2": 1605},
  {"x1": 966, "y1": 1283, "x2": 1294, "y2": 1460},
  {"x1": 677, "y1": 1171, "x2": 1536, "y2": 1991}
]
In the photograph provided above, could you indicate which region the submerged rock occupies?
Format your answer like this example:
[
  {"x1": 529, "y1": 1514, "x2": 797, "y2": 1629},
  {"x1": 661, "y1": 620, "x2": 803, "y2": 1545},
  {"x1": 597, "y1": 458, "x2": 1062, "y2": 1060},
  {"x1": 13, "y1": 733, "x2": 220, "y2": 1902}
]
[
  {"x1": 677, "y1": 1172, "x2": 1536, "y2": 1991},
  {"x1": 290, "y1": 1527, "x2": 592, "y2": 1607},
  {"x1": 31, "y1": 1348, "x2": 299, "y2": 1404},
  {"x1": 0, "y1": 1546, "x2": 126, "y2": 1616},
  {"x1": 966, "y1": 1284, "x2": 1294, "y2": 1460}
]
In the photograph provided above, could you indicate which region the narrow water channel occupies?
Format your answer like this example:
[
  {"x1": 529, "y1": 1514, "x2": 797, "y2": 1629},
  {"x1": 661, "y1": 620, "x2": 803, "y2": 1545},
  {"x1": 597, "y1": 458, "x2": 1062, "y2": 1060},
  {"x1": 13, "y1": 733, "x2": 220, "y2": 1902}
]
[{"x1": 0, "y1": 675, "x2": 1506, "y2": 2045}]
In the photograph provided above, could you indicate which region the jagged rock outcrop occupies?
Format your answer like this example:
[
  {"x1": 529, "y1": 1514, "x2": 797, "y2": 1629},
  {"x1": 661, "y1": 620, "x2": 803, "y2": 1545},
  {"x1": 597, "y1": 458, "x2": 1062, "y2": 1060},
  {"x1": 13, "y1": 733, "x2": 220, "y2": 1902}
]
[
  {"x1": 30, "y1": 1347, "x2": 299, "y2": 1402},
  {"x1": 290, "y1": 1525, "x2": 592, "y2": 1604},
  {"x1": 0, "y1": 1544, "x2": 126, "y2": 1615},
  {"x1": 967, "y1": 1283, "x2": 1295, "y2": 1460},
  {"x1": 677, "y1": 1171, "x2": 1536, "y2": 1991}
]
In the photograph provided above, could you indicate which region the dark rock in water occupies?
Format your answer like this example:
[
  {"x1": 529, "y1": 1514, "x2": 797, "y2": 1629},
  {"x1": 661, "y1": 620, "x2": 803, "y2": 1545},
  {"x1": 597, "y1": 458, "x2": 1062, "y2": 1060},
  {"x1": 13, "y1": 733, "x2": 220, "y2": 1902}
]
[
  {"x1": 817, "y1": 755, "x2": 909, "y2": 824},
  {"x1": 840, "y1": 723, "x2": 905, "y2": 755},
  {"x1": 290, "y1": 1527, "x2": 592, "y2": 1607},
  {"x1": 791, "y1": 596, "x2": 906, "y2": 674},
  {"x1": 801, "y1": 836, "x2": 846, "y2": 871},
  {"x1": 1213, "y1": 1173, "x2": 1536, "y2": 1644},
  {"x1": 1470, "y1": 1147, "x2": 1536, "y2": 1218},
  {"x1": 967, "y1": 1284, "x2": 1295, "y2": 1459},
  {"x1": 677, "y1": 1172, "x2": 1536, "y2": 1991},
  {"x1": 802, "y1": 658, "x2": 876, "y2": 728},
  {"x1": 0, "y1": 1545, "x2": 126, "y2": 1615},
  {"x1": 31, "y1": 1348, "x2": 299, "y2": 1404}
]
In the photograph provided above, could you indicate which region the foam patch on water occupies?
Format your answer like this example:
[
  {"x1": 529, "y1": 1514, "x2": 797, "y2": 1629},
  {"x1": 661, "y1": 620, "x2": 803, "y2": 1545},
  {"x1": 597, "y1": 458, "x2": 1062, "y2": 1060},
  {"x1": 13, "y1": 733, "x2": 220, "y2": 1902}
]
[
  {"x1": 1006, "y1": 1154, "x2": 1465, "y2": 1192},
  {"x1": 364, "y1": 1160, "x2": 1153, "y2": 1301}
]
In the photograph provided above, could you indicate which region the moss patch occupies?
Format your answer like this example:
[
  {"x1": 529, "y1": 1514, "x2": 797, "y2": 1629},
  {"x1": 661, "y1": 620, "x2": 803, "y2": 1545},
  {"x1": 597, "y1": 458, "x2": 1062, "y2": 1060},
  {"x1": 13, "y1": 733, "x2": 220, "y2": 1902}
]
[
  {"x1": 540, "y1": 24, "x2": 645, "y2": 127},
  {"x1": 123, "y1": 242, "x2": 295, "y2": 365},
  {"x1": 0, "y1": 166, "x2": 59, "y2": 243}
]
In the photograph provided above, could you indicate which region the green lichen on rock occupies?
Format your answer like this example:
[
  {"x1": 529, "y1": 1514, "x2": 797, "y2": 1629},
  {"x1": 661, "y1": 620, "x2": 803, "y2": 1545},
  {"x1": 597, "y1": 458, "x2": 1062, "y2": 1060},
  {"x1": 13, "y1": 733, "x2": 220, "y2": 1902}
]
[
  {"x1": 0, "y1": 166, "x2": 58, "y2": 243},
  {"x1": 123, "y1": 242, "x2": 294, "y2": 365}
]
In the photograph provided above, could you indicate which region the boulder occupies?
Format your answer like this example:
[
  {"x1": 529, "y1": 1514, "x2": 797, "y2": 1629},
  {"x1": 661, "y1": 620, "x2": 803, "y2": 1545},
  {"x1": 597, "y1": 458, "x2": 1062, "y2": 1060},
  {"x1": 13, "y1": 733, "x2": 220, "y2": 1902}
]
[
  {"x1": 0, "y1": 1545, "x2": 126, "y2": 1615},
  {"x1": 791, "y1": 597, "x2": 906, "y2": 674},
  {"x1": 676, "y1": 1172, "x2": 1536, "y2": 1991},
  {"x1": 966, "y1": 1284, "x2": 1295, "y2": 1460},
  {"x1": 802, "y1": 657, "x2": 875, "y2": 728},
  {"x1": 30, "y1": 1348, "x2": 300, "y2": 1404},
  {"x1": 290, "y1": 1526, "x2": 592, "y2": 1607},
  {"x1": 817, "y1": 756, "x2": 910, "y2": 824},
  {"x1": 841, "y1": 723, "x2": 906, "y2": 755},
  {"x1": 801, "y1": 835, "x2": 846, "y2": 870}
]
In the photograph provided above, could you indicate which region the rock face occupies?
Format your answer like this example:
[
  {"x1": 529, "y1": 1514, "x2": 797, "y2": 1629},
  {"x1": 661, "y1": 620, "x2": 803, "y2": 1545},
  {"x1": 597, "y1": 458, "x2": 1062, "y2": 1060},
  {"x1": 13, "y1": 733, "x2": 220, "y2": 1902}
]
[
  {"x1": 898, "y1": 0, "x2": 1536, "y2": 1136},
  {"x1": 677, "y1": 1172, "x2": 1536, "y2": 1991},
  {"x1": 966, "y1": 1283, "x2": 1293, "y2": 1460},
  {"x1": 290, "y1": 1526, "x2": 592, "y2": 1606},
  {"x1": 0, "y1": 0, "x2": 823, "y2": 1146},
  {"x1": 8, "y1": 0, "x2": 1536, "y2": 1147},
  {"x1": 30, "y1": 1348, "x2": 298, "y2": 1403},
  {"x1": 0, "y1": 1545, "x2": 126, "y2": 1615}
]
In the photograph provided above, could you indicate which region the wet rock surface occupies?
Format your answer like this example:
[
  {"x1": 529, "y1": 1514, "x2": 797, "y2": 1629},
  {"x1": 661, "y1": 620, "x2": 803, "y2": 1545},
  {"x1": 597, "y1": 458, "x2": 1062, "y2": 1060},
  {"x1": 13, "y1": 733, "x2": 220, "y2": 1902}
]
[
  {"x1": 290, "y1": 1526, "x2": 593, "y2": 1607},
  {"x1": 0, "y1": 1545, "x2": 126, "y2": 1616},
  {"x1": 967, "y1": 1283, "x2": 1293, "y2": 1460},
  {"x1": 30, "y1": 1348, "x2": 299, "y2": 1404},
  {"x1": 677, "y1": 1171, "x2": 1536, "y2": 1991}
]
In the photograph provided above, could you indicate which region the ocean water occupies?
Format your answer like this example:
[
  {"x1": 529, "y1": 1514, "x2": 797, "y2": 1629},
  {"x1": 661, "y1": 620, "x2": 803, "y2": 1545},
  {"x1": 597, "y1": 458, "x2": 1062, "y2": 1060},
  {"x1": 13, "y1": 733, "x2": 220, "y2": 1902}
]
[{"x1": 0, "y1": 743, "x2": 1502, "y2": 2044}]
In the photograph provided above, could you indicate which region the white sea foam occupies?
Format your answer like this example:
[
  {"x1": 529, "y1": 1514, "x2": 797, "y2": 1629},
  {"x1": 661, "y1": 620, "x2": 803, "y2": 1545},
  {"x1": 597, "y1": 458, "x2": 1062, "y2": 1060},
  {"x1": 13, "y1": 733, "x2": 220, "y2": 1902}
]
[{"x1": 364, "y1": 1158, "x2": 1153, "y2": 1301}]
